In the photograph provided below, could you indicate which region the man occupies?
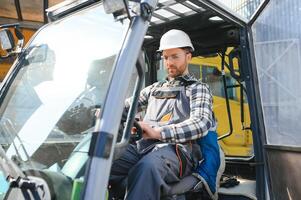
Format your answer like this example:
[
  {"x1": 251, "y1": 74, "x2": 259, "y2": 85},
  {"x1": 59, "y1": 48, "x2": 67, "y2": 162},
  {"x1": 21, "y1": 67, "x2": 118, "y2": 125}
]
[{"x1": 109, "y1": 29, "x2": 224, "y2": 200}]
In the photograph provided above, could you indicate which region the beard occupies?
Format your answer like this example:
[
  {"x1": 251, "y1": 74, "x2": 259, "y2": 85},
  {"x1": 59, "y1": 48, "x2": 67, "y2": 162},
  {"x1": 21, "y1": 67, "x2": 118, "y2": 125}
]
[{"x1": 166, "y1": 64, "x2": 186, "y2": 78}]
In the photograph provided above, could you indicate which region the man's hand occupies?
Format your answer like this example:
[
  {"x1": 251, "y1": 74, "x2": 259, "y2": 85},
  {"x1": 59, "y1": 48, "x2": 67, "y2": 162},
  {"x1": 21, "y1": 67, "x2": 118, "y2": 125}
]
[{"x1": 138, "y1": 121, "x2": 162, "y2": 140}]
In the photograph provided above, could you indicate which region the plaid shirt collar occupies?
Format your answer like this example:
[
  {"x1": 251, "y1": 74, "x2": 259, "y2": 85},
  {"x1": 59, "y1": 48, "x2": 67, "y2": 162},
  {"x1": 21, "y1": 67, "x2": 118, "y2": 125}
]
[{"x1": 165, "y1": 74, "x2": 198, "y2": 86}]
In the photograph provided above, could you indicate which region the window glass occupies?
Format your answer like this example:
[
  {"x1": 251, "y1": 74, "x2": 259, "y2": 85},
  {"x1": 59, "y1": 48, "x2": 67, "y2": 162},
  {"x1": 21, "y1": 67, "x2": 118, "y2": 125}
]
[
  {"x1": 188, "y1": 64, "x2": 200, "y2": 79},
  {"x1": 252, "y1": 0, "x2": 301, "y2": 146},
  {"x1": 201, "y1": 65, "x2": 237, "y2": 100},
  {"x1": 156, "y1": 59, "x2": 166, "y2": 81},
  {"x1": 0, "y1": 5, "x2": 130, "y2": 198},
  {"x1": 215, "y1": 0, "x2": 263, "y2": 19}
]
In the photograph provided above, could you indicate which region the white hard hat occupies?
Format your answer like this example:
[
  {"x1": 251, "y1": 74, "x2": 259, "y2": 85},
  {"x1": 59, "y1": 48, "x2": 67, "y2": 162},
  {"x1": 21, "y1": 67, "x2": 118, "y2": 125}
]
[{"x1": 158, "y1": 29, "x2": 194, "y2": 52}]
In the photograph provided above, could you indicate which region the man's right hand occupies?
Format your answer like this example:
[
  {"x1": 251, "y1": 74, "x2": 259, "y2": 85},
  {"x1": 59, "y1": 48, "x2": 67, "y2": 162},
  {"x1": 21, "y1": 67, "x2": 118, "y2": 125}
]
[{"x1": 138, "y1": 121, "x2": 162, "y2": 140}]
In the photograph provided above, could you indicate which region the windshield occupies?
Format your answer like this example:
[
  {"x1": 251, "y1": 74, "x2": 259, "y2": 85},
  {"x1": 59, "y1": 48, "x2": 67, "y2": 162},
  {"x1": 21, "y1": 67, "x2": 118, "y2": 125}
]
[{"x1": 0, "y1": 3, "x2": 129, "y2": 198}]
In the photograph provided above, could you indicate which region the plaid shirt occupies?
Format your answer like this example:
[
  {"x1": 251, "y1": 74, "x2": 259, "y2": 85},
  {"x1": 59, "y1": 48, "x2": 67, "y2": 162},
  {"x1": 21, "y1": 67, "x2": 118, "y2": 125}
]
[{"x1": 125, "y1": 74, "x2": 216, "y2": 143}]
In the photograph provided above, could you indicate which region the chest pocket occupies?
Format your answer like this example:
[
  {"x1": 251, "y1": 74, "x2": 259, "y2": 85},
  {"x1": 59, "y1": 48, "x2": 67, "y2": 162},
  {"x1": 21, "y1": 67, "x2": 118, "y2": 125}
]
[
  {"x1": 152, "y1": 89, "x2": 179, "y2": 99},
  {"x1": 143, "y1": 85, "x2": 189, "y2": 126}
]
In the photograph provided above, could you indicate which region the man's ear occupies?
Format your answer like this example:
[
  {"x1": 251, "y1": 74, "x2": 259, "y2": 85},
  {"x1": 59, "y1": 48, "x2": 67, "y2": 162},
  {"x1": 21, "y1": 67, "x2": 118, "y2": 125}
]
[{"x1": 187, "y1": 52, "x2": 192, "y2": 61}]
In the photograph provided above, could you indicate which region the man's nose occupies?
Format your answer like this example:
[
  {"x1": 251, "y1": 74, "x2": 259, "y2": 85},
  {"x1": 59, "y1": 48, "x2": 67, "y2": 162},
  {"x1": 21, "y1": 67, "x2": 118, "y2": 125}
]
[{"x1": 165, "y1": 57, "x2": 175, "y2": 66}]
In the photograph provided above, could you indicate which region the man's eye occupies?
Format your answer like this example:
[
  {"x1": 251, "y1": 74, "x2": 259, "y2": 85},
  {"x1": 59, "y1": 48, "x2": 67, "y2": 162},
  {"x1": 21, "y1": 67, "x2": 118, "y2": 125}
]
[
  {"x1": 162, "y1": 54, "x2": 180, "y2": 61},
  {"x1": 172, "y1": 55, "x2": 179, "y2": 59}
]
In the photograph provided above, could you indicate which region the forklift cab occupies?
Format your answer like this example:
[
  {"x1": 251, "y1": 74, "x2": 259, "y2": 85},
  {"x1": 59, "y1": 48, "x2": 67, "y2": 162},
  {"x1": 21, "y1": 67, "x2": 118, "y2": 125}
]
[{"x1": 1, "y1": 0, "x2": 301, "y2": 200}]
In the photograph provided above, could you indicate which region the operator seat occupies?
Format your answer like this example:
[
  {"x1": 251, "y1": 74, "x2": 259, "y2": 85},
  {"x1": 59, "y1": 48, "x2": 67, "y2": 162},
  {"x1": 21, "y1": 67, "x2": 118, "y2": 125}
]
[{"x1": 168, "y1": 175, "x2": 256, "y2": 200}]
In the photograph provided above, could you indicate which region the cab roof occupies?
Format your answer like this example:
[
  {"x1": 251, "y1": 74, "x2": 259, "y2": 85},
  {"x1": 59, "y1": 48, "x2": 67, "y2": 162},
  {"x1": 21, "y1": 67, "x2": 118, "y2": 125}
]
[
  {"x1": 0, "y1": 0, "x2": 254, "y2": 55},
  {"x1": 145, "y1": 0, "x2": 241, "y2": 56}
]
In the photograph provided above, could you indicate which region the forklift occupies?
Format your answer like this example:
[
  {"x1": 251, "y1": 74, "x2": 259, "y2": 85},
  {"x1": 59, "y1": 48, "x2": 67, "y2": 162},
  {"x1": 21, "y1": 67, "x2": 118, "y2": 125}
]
[{"x1": 0, "y1": 0, "x2": 300, "y2": 199}]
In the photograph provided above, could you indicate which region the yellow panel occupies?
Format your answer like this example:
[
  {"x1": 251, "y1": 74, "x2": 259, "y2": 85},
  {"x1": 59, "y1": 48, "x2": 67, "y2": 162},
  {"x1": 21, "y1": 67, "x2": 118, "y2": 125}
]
[
  {"x1": 189, "y1": 50, "x2": 253, "y2": 157},
  {"x1": 214, "y1": 96, "x2": 253, "y2": 157},
  {"x1": 21, "y1": 28, "x2": 36, "y2": 44},
  {"x1": 190, "y1": 48, "x2": 240, "y2": 72}
]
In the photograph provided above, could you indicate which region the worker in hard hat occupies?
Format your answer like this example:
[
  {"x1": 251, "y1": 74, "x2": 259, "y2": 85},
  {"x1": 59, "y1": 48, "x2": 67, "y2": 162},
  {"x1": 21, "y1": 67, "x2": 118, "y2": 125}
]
[{"x1": 109, "y1": 29, "x2": 224, "y2": 200}]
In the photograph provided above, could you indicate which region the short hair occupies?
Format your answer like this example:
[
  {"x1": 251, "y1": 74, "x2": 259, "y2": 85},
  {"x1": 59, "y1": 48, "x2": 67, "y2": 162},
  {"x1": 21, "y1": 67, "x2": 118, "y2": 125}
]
[{"x1": 180, "y1": 46, "x2": 193, "y2": 54}]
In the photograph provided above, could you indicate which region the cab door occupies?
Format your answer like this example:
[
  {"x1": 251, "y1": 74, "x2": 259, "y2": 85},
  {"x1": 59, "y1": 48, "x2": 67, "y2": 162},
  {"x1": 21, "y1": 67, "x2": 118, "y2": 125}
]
[
  {"x1": 205, "y1": 0, "x2": 301, "y2": 199},
  {"x1": 248, "y1": 0, "x2": 301, "y2": 199}
]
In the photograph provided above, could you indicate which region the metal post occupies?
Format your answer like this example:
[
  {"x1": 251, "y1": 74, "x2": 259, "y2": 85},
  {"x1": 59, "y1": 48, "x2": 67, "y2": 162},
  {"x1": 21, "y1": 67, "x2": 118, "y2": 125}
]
[{"x1": 82, "y1": 1, "x2": 158, "y2": 199}]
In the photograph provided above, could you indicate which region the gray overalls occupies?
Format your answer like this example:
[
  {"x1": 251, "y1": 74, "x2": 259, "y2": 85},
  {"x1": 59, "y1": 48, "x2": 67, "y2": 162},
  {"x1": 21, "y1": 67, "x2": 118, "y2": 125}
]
[{"x1": 110, "y1": 79, "x2": 202, "y2": 200}]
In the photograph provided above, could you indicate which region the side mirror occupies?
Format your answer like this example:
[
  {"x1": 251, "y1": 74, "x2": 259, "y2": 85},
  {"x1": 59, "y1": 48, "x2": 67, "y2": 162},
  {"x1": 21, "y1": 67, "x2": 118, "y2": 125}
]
[
  {"x1": 103, "y1": 0, "x2": 126, "y2": 14},
  {"x1": 0, "y1": 24, "x2": 24, "y2": 60},
  {"x1": 103, "y1": 0, "x2": 134, "y2": 21},
  {"x1": 0, "y1": 29, "x2": 15, "y2": 52}
]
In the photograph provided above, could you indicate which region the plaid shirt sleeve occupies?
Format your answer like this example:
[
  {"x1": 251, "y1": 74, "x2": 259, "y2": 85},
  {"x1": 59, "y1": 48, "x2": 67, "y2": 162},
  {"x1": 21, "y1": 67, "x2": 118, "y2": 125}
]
[
  {"x1": 125, "y1": 84, "x2": 154, "y2": 111},
  {"x1": 160, "y1": 82, "x2": 215, "y2": 143}
]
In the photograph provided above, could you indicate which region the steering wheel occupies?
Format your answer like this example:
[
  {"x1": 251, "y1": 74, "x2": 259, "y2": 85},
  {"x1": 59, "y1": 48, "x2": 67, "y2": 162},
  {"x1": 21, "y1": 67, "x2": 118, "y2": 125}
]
[{"x1": 114, "y1": 119, "x2": 143, "y2": 160}]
